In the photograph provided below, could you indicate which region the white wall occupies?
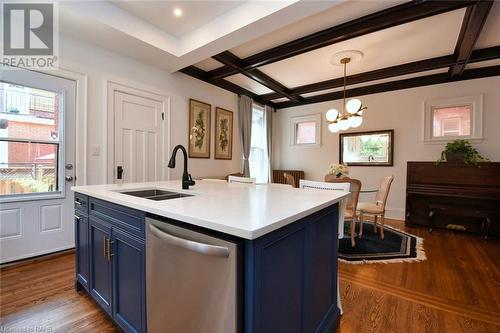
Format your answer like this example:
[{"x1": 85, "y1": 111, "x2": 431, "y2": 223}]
[
  {"x1": 58, "y1": 36, "x2": 241, "y2": 184},
  {"x1": 273, "y1": 76, "x2": 500, "y2": 220}
]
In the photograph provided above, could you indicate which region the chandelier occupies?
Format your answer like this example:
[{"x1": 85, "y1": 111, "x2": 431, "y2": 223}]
[{"x1": 326, "y1": 54, "x2": 367, "y2": 133}]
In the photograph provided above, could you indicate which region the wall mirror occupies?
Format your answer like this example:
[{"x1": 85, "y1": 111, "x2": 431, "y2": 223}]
[{"x1": 339, "y1": 129, "x2": 394, "y2": 166}]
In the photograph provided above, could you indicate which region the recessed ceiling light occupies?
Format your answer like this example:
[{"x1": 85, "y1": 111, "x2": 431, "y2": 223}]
[{"x1": 173, "y1": 8, "x2": 182, "y2": 17}]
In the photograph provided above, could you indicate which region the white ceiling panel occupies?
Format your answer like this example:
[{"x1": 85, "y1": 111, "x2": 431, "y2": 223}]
[
  {"x1": 110, "y1": 1, "x2": 243, "y2": 37},
  {"x1": 465, "y1": 59, "x2": 500, "y2": 69},
  {"x1": 230, "y1": 0, "x2": 404, "y2": 58},
  {"x1": 476, "y1": 2, "x2": 500, "y2": 49},
  {"x1": 225, "y1": 74, "x2": 274, "y2": 95},
  {"x1": 270, "y1": 97, "x2": 290, "y2": 103},
  {"x1": 195, "y1": 58, "x2": 224, "y2": 71},
  {"x1": 257, "y1": 9, "x2": 466, "y2": 88}
]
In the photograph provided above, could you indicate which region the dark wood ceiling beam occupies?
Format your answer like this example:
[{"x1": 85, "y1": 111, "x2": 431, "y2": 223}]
[
  {"x1": 260, "y1": 45, "x2": 500, "y2": 102},
  {"x1": 212, "y1": 51, "x2": 303, "y2": 103},
  {"x1": 273, "y1": 65, "x2": 500, "y2": 109},
  {"x1": 449, "y1": 0, "x2": 493, "y2": 77},
  {"x1": 179, "y1": 66, "x2": 273, "y2": 107},
  {"x1": 207, "y1": 0, "x2": 476, "y2": 80}
]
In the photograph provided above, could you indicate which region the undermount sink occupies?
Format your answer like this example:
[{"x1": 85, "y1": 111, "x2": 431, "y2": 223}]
[{"x1": 120, "y1": 189, "x2": 193, "y2": 201}]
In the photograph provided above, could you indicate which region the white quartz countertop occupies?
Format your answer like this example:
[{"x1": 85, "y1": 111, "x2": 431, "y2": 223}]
[{"x1": 72, "y1": 180, "x2": 349, "y2": 240}]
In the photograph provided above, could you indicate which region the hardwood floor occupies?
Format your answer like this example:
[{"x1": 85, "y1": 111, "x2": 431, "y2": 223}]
[
  {"x1": 1, "y1": 219, "x2": 499, "y2": 332},
  {"x1": 337, "y1": 220, "x2": 500, "y2": 333}
]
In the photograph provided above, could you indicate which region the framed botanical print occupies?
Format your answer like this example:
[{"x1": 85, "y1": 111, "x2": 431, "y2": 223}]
[
  {"x1": 189, "y1": 99, "x2": 211, "y2": 158},
  {"x1": 214, "y1": 107, "x2": 233, "y2": 160}
]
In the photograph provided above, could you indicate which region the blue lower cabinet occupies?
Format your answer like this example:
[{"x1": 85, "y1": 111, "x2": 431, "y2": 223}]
[
  {"x1": 245, "y1": 204, "x2": 339, "y2": 333},
  {"x1": 89, "y1": 217, "x2": 113, "y2": 316},
  {"x1": 80, "y1": 200, "x2": 146, "y2": 333},
  {"x1": 112, "y1": 228, "x2": 146, "y2": 333}
]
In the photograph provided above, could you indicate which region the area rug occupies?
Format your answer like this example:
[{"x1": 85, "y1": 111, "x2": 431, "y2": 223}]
[{"x1": 338, "y1": 221, "x2": 426, "y2": 264}]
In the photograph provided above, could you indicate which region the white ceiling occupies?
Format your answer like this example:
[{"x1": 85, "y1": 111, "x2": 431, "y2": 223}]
[
  {"x1": 59, "y1": 0, "x2": 343, "y2": 72},
  {"x1": 111, "y1": 1, "x2": 243, "y2": 37},
  {"x1": 225, "y1": 74, "x2": 274, "y2": 95},
  {"x1": 229, "y1": 0, "x2": 404, "y2": 59},
  {"x1": 476, "y1": 1, "x2": 500, "y2": 49}
]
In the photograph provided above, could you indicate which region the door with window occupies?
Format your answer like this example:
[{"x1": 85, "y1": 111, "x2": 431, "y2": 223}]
[{"x1": 0, "y1": 70, "x2": 76, "y2": 264}]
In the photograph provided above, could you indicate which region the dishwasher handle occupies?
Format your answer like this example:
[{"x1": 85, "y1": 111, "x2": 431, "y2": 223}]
[{"x1": 148, "y1": 224, "x2": 230, "y2": 258}]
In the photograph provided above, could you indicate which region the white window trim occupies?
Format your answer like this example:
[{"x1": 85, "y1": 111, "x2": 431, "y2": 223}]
[
  {"x1": 422, "y1": 95, "x2": 483, "y2": 144},
  {"x1": 290, "y1": 114, "x2": 322, "y2": 148}
]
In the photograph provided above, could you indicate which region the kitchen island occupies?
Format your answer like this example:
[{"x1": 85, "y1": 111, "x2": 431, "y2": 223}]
[{"x1": 72, "y1": 180, "x2": 348, "y2": 333}]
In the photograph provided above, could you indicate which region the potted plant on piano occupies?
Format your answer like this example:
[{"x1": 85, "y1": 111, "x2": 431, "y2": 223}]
[{"x1": 437, "y1": 139, "x2": 488, "y2": 166}]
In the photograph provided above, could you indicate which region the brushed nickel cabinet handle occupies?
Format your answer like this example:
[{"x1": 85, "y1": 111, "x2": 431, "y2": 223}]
[{"x1": 103, "y1": 236, "x2": 108, "y2": 259}]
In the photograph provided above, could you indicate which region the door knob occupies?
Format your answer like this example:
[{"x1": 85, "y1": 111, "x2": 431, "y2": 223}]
[
  {"x1": 65, "y1": 176, "x2": 74, "y2": 182},
  {"x1": 117, "y1": 166, "x2": 124, "y2": 180}
]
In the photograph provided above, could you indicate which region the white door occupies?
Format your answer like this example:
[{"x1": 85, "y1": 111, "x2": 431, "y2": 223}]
[
  {"x1": 113, "y1": 91, "x2": 165, "y2": 183},
  {"x1": 0, "y1": 69, "x2": 76, "y2": 264}
]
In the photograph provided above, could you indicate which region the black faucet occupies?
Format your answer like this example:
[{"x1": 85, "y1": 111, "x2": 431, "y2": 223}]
[{"x1": 168, "y1": 145, "x2": 195, "y2": 190}]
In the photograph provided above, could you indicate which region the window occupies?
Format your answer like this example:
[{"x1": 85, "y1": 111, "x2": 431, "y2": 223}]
[
  {"x1": 249, "y1": 106, "x2": 269, "y2": 183},
  {"x1": 433, "y1": 106, "x2": 470, "y2": 137},
  {"x1": 423, "y1": 96, "x2": 483, "y2": 144},
  {"x1": 0, "y1": 82, "x2": 60, "y2": 196},
  {"x1": 290, "y1": 114, "x2": 321, "y2": 147}
]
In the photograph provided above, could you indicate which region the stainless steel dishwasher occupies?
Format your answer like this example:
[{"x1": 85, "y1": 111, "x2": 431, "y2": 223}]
[{"x1": 146, "y1": 217, "x2": 237, "y2": 333}]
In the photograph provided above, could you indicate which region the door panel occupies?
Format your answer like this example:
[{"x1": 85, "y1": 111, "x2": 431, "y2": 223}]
[
  {"x1": 89, "y1": 217, "x2": 112, "y2": 315},
  {"x1": 114, "y1": 92, "x2": 164, "y2": 183},
  {"x1": 0, "y1": 70, "x2": 76, "y2": 263},
  {"x1": 112, "y1": 227, "x2": 145, "y2": 333}
]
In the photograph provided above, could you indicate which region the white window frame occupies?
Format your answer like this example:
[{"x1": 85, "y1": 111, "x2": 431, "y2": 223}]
[
  {"x1": 290, "y1": 114, "x2": 321, "y2": 148},
  {"x1": 422, "y1": 95, "x2": 483, "y2": 144}
]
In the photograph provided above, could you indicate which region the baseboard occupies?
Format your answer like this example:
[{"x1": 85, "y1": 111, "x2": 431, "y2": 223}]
[
  {"x1": 384, "y1": 207, "x2": 405, "y2": 221},
  {"x1": 0, "y1": 247, "x2": 75, "y2": 269}
]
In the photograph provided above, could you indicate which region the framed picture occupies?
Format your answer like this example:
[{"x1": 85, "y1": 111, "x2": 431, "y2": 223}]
[
  {"x1": 214, "y1": 107, "x2": 233, "y2": 160},
  {"x1": 339, "y1": 129, "x2": 394, "y2": 166},
  {"x1": 189, "y1": 99, "x2": 211, "y2": 158}
]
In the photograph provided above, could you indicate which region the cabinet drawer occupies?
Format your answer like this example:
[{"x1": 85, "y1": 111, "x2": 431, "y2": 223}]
[
  {"x1": 89, "y1": 198, "x2": 146, "y2": 239},
  {"x1": 74, "y1": 193, "x2": 89, "y2": 215}
]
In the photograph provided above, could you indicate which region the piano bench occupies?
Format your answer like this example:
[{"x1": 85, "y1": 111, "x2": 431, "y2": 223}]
[{"x1": 428, "y1": 203, "x2": 491, "y2": 241}]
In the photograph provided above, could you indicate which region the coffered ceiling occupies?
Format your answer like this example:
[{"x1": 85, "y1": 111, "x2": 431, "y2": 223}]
[{"x1": 183, "y1": 0, "x2": 500, "y2": 109}]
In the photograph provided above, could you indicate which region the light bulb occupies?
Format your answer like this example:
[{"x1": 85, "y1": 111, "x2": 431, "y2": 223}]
[
  {"x1": 349, "y1": 115, "x2": 363, "y2": 128},
  {"x1": 338, "y1": 118, "x2": 350, "y2": 130},
  {"x1": 173, "y1": 8, "x2": 183, "y2": 17},
  {"x1": 346, "y1": 99, "x2": 362, "y2": 114},
  {"x1": 328, "y1": 122, "x2": 340, "y2": 133},
  {"x1": 326, "y1": 108, "x2": 339, "y2": 122}
]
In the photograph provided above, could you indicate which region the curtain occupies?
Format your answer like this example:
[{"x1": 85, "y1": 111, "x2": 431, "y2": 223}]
[
  {"x1": 264, "y1": 105, "x2": 274, "y2": 182},
  {"x1": 238, "y1": 95, "x2": 253, "y2": 177}
]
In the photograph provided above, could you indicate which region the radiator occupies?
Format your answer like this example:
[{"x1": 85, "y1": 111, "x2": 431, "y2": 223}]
[{"x1": 272, "y1": 170, "x2": 305, "y2": 188}]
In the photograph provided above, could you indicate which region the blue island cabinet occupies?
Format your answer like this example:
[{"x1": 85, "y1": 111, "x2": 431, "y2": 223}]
[
  {"x1": 74, "y1": 195, "x2": 146, "y2": 333},
  {"x1": 244, "y1": 204, "x2": 340, "y2": 333},
  {"x1": 75, "y1": 192, "x2": 340, "y2": 333}
]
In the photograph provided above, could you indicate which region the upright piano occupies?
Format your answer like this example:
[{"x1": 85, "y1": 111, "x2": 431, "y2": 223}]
[{"x1": 406, "y1": 162, "x2": 500, "y2": 238}]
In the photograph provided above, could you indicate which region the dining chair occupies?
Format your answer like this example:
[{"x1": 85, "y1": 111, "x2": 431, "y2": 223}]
[
  {"x1": 283, "y1": 173, "x2": 296, "y2": 187},
  {"x1": 228, "y1": 175, "x2": 256, "y2": 184},
  {"x1": 324, "y1": 176, "x2": 362, "y2": 247},
  {"x1": 357, "y1": 175, "x2": 394, "y2": 240},
  {"x1": 299, "y1": 179, "x2": 350, "y2": 315}
]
